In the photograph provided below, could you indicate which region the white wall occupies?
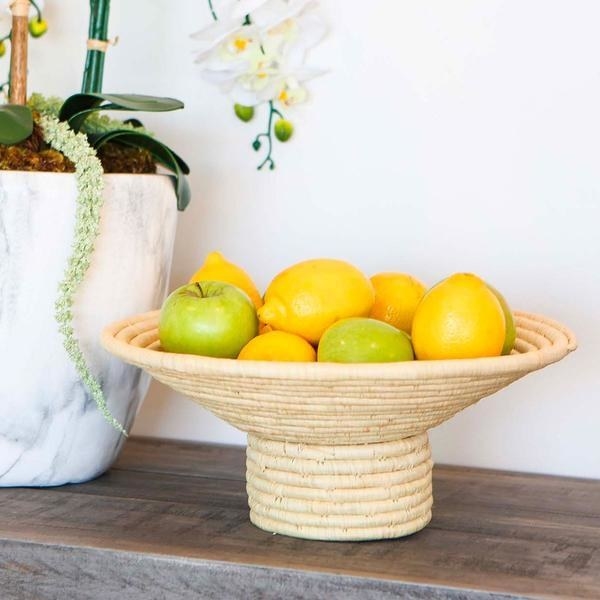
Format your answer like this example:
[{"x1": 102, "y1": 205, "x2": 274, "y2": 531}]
[{"x1": 22, "y1": 1, "x2": 599, "y2": 478}]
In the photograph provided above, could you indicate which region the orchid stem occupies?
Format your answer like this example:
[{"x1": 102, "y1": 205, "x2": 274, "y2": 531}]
[
  {"x1": 30, "y1": 0, "x2": 42, "y2": 21},
  {"x1": 255, "y1": 100, "x2": 284, "y2": 171},
  {"x1": 208, "y1": 0, "x2": 218, "y2": 21}
]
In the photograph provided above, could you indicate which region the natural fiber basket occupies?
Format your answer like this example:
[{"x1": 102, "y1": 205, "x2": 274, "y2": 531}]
[{"x1": 102, "y1": 310, "x2": 576, "y2": 541}]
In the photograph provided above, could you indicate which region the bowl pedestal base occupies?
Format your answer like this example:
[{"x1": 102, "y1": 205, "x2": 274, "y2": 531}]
[{"x1": 246, "y1": 432, "x2": 434, "y2": 541}]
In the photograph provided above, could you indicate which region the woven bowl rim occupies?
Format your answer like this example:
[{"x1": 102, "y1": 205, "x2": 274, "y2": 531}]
[{"x1": 101, "y1": 310, "x2": 576, "y2": 382}]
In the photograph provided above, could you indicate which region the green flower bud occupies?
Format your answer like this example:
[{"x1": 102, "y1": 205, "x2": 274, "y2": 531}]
[
  {"x1": 29, "y1": 18, "x2": 48, "y2": 38},
  {"x1": 0, "y1": 41, "x2": 6, "y2": 58},
  {"x1": 252, "y1": 139, "x2": 261, "y2": 151},
  {"x1": 274, "y1": 119, "x2": 293, "y2": 142},
  {"x1": 234, "y1": 104, "x2": 255, "y2": 122}
]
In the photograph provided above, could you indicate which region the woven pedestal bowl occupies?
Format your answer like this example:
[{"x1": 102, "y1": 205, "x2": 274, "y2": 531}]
[{"x1": 102, "y1": 310, "x2": 576, "y2": 541}]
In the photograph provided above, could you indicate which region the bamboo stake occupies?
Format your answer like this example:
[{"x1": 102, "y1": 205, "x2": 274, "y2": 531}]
[
  {"x1": 82, "y1": 0, "x2": 111, "y2": 93},
  {"x1": 9, "y1": 0, "x2": 29, "y2": 105}
]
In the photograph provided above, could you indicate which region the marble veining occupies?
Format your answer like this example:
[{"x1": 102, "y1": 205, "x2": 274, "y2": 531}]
[{"x1": 0, "y1": 172, "x2": 178, "y2": 486}]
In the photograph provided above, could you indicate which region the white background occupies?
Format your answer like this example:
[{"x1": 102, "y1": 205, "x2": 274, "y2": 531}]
[{"x1": 18, "y1": 1, "x2": 599, "y2": 478}]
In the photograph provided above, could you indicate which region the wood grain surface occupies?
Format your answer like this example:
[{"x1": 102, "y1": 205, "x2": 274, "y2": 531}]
[{"x1": 0, "y1": 436, "x2": 598, "y2": 599}]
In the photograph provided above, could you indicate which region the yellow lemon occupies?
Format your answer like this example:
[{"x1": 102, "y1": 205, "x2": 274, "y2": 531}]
[
  {"x1": 189, "y1": 251, "x2": 262, "y2": 309},
  {"x1": 369, "y1": 272, "x2": 427, "y2": 334},
  {"x1": 257, "y1": 258, "x2": 374, "y2": 345},
  {"x1": 258, "y1": 322, "x2": 273, "y2": 335},
  {"x1": 411, "y1": 273, "x2": 506, "y2": 360},
  {"x1": 238, "y1": 331, "x2": 316, "y2": 362}
]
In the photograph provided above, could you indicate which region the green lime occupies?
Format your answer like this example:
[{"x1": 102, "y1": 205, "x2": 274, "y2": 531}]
[
  {"x1": 234, "y1": 104, "x2": 254, "y2": 122},
  {"x1": 274, "y1": 119, "x2": 293, "y2": 142}
]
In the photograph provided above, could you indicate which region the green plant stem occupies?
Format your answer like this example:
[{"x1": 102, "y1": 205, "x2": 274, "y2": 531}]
[
  {"x1": 208, "y1": 0, "x2": 218, "y2": 21},
  {"x1": 82, "y1": 0, "x2": 111, "y2": 94},
  {"x1": 254, "y1": 101, "x2": 284, "y2": 170},
  {"x1": 1, "y1": 31, "x2": 10, "y2": 94},
  {"x1": 4, "y1": 38, "x2": 10, "y2": 100},
  {"x1": 246, "y1": 12, "x2": 283, "y2": 170},
  {"x1": 29, "y1": 0, "x2": 42, "y2": 21}
]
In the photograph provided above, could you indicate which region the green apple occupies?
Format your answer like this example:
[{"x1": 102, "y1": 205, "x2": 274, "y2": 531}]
[
  {"x1": 487, "y1": 284, "x2": 517, "y2": 355},
  {"x1": 317, "y1": 318, "x2": 414, "y2": 363},
  {"x1": 159, "y1": 281, "x2": 258, "y2": 358}
]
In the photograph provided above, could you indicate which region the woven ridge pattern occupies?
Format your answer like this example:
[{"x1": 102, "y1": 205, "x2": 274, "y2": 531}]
[
  {"x1": 102, "y1": 311, "x2": 576, "y2": 445},
  {"x1": 246, "y1": 433, "x2": 433, "y2": 541}
]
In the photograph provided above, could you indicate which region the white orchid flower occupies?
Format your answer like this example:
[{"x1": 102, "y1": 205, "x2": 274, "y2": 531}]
[
  {"x1": 192, "y1": 0, "x2": 326, "y2": 108},
  {"x1": 192, "y1": 2, "x2": 255, "y2": 64}
]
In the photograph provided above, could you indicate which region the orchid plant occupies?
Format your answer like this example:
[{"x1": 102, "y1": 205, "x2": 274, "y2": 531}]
[
  {"x1": 193, "y1": 0, "x2": 326, "y2": 170},
  {"x1": 0, "y1": 0, "x2": 190, "y2": 434},
  {"x1": 0, "y1": 0, "x2": 190, "y2": 209}
]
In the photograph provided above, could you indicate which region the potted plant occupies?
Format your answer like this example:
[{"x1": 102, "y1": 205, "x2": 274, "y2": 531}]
[{"x1": 0, "y1": 0, "x2": 190, "y2": 486}]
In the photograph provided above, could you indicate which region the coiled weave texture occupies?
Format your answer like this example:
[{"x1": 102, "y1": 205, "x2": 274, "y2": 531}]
[
  {"x1": 102, "y1": 311, "x2": 576, "y2": 445},
  {"x1": 246, "y1": 433, "x2": 433, "y2": 540}
]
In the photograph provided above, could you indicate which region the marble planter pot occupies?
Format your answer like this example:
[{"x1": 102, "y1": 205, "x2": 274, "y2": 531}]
[{"x1": 0, "y1": 172, "x2": 178, "y2": 486}]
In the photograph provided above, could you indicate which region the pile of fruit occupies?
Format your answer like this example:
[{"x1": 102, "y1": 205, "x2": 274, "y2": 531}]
[{"x1": 158, "y1": 252, "x2": 516, "y2": 363}]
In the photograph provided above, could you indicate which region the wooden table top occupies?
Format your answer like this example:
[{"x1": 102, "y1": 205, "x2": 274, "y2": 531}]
[{"x1": 1, "y1": 437, "x2": 599, "y2": 599}]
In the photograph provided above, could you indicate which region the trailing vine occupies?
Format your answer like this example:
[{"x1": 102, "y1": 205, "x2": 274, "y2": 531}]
[{"x1": 40, "y1": 114, "x2": 127, "y2": 435}]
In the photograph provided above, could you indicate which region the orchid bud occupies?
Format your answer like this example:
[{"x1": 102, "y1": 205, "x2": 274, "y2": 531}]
[
  {"x1": 234, "y1": 104, "x2": 254, "y2": 122},
  {"x1": 29, "y1": 18, "x2": 48, "y2": 38},
  {"x1": 274, "y1": 119, "x2": 293, "y2": 142}
]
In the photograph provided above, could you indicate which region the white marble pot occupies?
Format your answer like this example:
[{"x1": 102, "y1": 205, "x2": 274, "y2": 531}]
[{"x1": 0, "y1": 172, "x2": 178, "y2": 486}]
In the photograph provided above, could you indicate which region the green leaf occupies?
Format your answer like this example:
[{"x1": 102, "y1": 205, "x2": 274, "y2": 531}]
[
  {"x1": 123, "y1": 118, "x2": 145, "y2": 128},
  {"x1": 59, "y1": 93, "x2": 184, "y2": 132},
  {"x1": 89, "y1": 129, "x2": 189, "y2": 174},
  {"x1": 89, "y1": 130, "x2": 191, "y2": 211},
  {"x1": 0, "y1": 105, "x2": 34, "y2": 145}
]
